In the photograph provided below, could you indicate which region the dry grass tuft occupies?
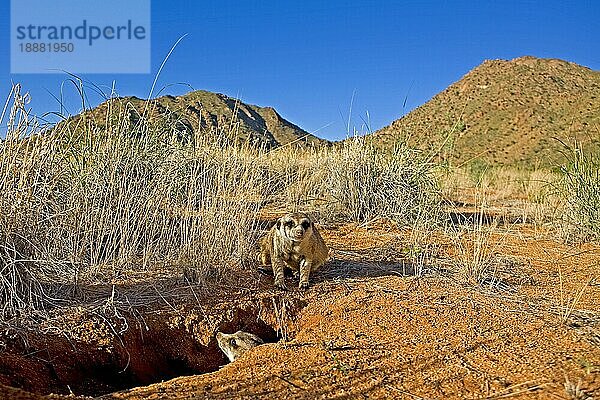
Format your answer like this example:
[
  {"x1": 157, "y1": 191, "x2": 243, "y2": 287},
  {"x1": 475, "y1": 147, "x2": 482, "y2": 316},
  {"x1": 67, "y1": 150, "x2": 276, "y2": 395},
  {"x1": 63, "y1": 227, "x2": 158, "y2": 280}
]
[
  {"x1": 266, "y1": 136, "x2": 441, "y2": 226},
  {"x1": 0, "y1": 85, "x2": 265, "y2": 319},
  {"x1": 563, "y1": 375, "x2": 592, "y2": 400},
  {"x1": 555, "y1": 139, "x2": 600, "y2": 241}
]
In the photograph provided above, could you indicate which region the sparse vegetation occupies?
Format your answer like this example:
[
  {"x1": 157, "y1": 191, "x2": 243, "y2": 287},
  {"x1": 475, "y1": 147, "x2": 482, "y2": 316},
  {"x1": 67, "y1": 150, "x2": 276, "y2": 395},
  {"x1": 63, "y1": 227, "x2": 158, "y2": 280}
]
[
  {"x1": 556, "y1": 139, "x2": 600, "y2": 241},
  {"x1": 450, "y1": 211, "x2": 500, "y2": 284},
  {"x1": 564, "y1": 376, "x2": 592, "y2": 400}
]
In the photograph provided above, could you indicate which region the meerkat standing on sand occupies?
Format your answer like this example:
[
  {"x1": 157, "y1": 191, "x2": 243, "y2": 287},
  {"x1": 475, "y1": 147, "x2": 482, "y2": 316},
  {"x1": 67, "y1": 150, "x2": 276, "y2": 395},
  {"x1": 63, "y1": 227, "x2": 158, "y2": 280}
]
[{"x1": 259, "y1": 212, "x2": 329, "y2": 290}]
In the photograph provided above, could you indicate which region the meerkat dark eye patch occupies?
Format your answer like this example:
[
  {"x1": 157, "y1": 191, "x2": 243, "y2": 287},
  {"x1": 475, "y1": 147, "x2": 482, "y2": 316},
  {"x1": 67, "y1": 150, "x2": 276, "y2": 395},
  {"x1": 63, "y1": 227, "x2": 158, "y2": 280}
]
[
  {"x1": 301, "y1": 220, "x2": 310, "y2": 230},
  {"x1": 229, "y1": 338, "x2": 238, "y2": 348}
]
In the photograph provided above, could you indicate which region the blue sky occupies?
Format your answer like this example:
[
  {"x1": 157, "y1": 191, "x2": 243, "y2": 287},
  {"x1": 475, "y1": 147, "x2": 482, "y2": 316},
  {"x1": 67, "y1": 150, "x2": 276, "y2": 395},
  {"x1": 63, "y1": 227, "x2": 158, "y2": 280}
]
[{"x1": 1, "y1": 0, "x2": 599, "y2": 140}]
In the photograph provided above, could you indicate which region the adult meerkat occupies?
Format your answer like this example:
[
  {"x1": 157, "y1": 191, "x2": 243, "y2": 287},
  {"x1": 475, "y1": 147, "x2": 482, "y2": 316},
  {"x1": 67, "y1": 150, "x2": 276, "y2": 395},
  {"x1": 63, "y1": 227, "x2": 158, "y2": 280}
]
[
  {"x1": 216, "y1": 331, "x2": 264, "y2": 362},
  {"x1": 259, "y1": 212, "x2": 329, "y2": 290}
]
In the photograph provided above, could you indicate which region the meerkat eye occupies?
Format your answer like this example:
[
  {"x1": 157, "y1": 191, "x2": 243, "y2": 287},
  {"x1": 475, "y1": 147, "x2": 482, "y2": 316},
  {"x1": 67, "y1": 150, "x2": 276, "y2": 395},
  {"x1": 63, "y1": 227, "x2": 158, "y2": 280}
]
[
  {"x1": 301, "y1": 221, "x2": 310, "y2": 230},
  {"x1": 229, "y1": 338, "x2": 237, "y2": 348}
]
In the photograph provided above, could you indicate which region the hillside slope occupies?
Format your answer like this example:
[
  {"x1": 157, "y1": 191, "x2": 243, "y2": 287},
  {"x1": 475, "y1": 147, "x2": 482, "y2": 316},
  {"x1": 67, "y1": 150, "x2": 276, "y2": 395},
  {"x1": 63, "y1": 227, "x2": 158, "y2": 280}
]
[
  {"x1": 59, "y1": 90, "x2": 327, "y2": 148},
  {"x1": 375, "y1": 56, "x2": 600, "y2": 166}
]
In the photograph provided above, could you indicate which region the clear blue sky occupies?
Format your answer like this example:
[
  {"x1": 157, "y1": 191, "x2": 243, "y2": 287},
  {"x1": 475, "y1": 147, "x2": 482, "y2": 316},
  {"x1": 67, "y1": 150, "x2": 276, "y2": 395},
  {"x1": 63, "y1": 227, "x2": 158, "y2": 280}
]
[{"x1": 1, "y1": 0, "x2": 599, "y2": 140}]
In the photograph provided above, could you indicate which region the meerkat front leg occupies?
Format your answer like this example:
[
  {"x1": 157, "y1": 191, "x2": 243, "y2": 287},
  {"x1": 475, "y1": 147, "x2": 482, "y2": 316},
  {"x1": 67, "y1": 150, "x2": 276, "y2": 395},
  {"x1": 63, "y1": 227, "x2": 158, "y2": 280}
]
[
  {"x1": 259, "y1": 247, "x2": 270, "y2": 267},
  {"x1": 272, "y1": 256, "x2": 287, "y2": 290},
  {"x1": 299, "y1": 258, "x2": 312, "y2": 290}
]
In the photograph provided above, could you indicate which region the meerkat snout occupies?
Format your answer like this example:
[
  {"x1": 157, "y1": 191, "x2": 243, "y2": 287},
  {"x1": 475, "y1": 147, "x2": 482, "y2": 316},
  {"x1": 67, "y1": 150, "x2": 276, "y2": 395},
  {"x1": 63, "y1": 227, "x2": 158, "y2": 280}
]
[{"x1": 291, "y1": 219, "x2": 310, "y2": 239}]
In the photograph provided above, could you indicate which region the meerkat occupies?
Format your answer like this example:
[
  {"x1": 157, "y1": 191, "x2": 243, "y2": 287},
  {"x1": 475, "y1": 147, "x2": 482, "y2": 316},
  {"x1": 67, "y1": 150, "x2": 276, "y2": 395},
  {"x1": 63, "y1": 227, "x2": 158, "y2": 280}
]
[
  {"x1": 259, "y1": 212, "x2": 329, "y2": 290},
  {"x1": 216, "y1": 331, "x2": 264, "y2": 362}
]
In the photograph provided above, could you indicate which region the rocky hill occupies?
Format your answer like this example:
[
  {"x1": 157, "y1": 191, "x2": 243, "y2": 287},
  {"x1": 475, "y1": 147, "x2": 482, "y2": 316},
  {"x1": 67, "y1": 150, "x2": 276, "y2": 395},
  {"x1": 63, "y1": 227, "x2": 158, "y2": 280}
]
[
  {"x1": 375, "y1": 56, "x2": 600, "y2": 166},
  {"x1": 59, "y1": 90, "x2": 327, "y2": 148}
]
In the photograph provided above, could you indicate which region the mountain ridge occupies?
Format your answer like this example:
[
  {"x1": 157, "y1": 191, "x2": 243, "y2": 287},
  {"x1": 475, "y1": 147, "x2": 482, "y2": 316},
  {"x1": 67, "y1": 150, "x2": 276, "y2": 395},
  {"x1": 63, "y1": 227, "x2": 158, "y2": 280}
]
[
  {"x1": 373, "y1": 56, "x2": 600, "y2": 166},
  {"x1": 59, "y1": 89, "x2": 327, "y2": 148}
]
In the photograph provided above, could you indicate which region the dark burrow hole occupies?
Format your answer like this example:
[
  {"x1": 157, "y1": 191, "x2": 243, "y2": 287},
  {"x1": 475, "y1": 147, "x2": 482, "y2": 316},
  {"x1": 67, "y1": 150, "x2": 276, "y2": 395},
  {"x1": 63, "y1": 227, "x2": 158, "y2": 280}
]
[{"x1": 0, "y1": 299, "x2": 304, "y2": 397}]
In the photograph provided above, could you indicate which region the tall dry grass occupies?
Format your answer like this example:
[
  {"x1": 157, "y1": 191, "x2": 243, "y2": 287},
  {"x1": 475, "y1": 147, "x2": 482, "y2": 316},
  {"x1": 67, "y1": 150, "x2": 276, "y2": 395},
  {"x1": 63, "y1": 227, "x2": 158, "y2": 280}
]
[
  {"x1": 266, "y1": 136, "x2": 441, "y2": 227},
  {"x1": 0, "y1": 85, "x2": 265, "y2": 319}
]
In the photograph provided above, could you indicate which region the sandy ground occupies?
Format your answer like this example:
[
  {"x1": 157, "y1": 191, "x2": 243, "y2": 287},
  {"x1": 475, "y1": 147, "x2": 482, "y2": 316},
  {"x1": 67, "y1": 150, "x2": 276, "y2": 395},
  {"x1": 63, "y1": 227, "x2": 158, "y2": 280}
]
[{"x1": 1, "y1": 215, "x2": 599, "y2": 400}]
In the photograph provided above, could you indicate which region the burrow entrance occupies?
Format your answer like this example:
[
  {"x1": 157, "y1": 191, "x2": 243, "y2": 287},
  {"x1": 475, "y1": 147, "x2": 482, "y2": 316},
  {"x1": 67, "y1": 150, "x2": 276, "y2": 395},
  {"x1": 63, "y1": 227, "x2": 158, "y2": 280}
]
[{"x1": 0, "y1": 294, "x2": 307, "y2": 397}]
